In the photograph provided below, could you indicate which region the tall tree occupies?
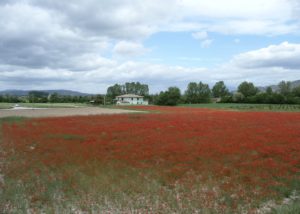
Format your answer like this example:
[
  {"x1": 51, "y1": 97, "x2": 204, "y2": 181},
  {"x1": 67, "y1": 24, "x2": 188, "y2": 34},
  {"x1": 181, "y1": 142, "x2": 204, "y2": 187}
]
[
  {"x1": 278, "y1": 81, "x2": 292, "y2": 96},
  {"x1": 185, "y1": 82, "x2": 199, "y2": 104},
  {"x1": 266, "y1": 86, "x2": 273, "y2": 95},
  {"x1": 185, "y1": 82, "x2": 211, "y2": 103},
  {"x1": 156, "y1": 87, "x2": 181, "y2": 106},
  {"x1": 107, "y1": 82, "x2": 149, "y2": 98},
  {"x1": 197, "y1": 82, "x2": 211, "y2": 103},
  {"x1": 49, "y1": 93, "x2": 61, "y2": 103},
  {"x1": 28, "y1": 91, "x2": 48, "y2": 103},
  {"x1": 212, "y1": 81, "x2": 229, "y2": 98},
  {"x1": 238, "y1": 81, "x2": 258, "y2": 97},
  {"x1": 293, "y1": 86, "x2": 300, "y2": 97},
  {"x1": 106, "y1": 84, "x2": 123, "y2": 99}
]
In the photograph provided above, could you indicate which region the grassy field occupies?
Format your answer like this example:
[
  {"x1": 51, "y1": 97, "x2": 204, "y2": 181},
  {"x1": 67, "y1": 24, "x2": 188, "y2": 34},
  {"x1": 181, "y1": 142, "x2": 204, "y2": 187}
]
[
  {"x1": 179, "y1": 103, "x2": 300, "y2": 112},
  {"x1": 0, "y1": 103, "x2": 14, "y2": 109},
  {"x1": 2, "y1": 102, "x2": 300, "y2": 112},
  {"x1": 1, "y1": 106, "x2": 300, "y2": 213}
]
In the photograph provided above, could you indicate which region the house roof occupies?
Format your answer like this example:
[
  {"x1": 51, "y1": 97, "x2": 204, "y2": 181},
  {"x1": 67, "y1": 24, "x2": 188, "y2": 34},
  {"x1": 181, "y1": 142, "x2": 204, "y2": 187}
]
[{"x1": 116, "y1": 94, "x2": 144, "y2": 98}]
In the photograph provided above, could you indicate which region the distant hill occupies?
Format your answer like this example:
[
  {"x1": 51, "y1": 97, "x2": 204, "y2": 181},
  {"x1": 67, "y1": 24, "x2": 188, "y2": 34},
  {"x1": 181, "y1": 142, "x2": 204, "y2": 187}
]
[
  {"x1": 0, "y1": 89, "x2": 93, "y2": 96},
  {"x1": 259, "y1": 80, "x2": 300, "y2": 92}
]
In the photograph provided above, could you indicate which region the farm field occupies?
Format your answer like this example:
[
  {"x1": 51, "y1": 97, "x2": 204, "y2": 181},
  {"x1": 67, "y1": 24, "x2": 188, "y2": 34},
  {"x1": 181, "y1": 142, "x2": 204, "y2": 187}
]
[
  {"x1": 179, "y1": 103, "x2": 300, "y2": 112},
  {"x1": 1, "y1": 106, "x2": 300, "y2": 213}
]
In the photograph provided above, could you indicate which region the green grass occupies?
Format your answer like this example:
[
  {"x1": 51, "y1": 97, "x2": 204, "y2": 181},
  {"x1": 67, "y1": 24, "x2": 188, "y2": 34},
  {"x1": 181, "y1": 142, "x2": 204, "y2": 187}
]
[
  {"x1": 0, "y1": 103, "x2": 14, "y2": 109},
  {"x1": 271, "y1": 198, "x2": 300, "y2": 214},
  {"x1": 0, "y1": 160, "x2": 240, "y2": 213},
  {"x1": 179, "y1": 103, "x2": 300, "y2": 112},
  {"x1": 0, "y1": 116, "x2": 26, "y2": 124}
]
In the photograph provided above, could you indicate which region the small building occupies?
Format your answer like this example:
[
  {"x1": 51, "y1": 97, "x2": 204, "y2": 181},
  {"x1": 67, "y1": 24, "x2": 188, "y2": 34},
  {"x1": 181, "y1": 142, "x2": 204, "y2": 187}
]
[{"x1": 116, "y1": 94, "x2": 148, "y2": 105}]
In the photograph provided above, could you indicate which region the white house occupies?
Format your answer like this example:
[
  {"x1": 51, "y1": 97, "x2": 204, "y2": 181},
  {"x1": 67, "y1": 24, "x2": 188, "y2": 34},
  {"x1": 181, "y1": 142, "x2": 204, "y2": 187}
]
[{"x1": 116, "y1": 94, "x2": 148, "y2": 105}]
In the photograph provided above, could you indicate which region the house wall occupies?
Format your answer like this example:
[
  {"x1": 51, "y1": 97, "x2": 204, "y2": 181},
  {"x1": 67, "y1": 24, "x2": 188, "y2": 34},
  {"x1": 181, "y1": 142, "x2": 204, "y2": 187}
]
[{"x1": 116, "y1": 97, "x2": 148, "y2": 105}]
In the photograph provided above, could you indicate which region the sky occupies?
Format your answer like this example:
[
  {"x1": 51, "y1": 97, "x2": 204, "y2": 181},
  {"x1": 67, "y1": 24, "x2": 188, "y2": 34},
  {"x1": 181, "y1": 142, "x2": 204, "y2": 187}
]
[{"x1": 0, "y1": 0, "x2": 300, "y2": 94}]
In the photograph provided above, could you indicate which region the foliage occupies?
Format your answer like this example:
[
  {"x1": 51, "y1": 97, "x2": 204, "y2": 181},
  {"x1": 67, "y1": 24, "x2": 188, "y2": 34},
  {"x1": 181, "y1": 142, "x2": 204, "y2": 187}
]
[
  {"x1": 197, "y1": 82, "x2": 211, "y2": 103},
  {"x1": 1, "y1": 80, "x2": 300, "y2": 105},
  {"x1": 212, "y1": 81, "x2": 229, "y2": 98},
  {"x1": 237, "y1": 81, "x2": 258, "y2": 97},
  {"x1": 221, "y1": 80, "x2": 300, "y2": 104},
  {"x1": 28, "y1": 91, "x2": 49, "y2": 103},
  {"x1": 292, "y1": 86, "x2": 300, "y2": 97},
  {"x1": 232, "y1": 92, "x2": 244, "y2": 102},
  {"x1": 184, "y1": 82, "x2": 198, "y2": 104},
  {"x1": 106, "y1": 84, "x2": 123, "y2": 100},
  {"x1": 106, "y1": 82, "x2": 149, "y2": 102},
  {"x1": 155, "y1": 87, "x2": 181, "y2": 106},
  {"x1": 278, "y1": 81, "x2": 292, "y2": 96},
  {"x1": 184, "y1": 81, "x2": 211, "y2": 103},
  {"x1": 179, "y1": 103, "x2": 300, "y2": 112},
  {"x1": 124, "y1": 82, "x2": 149, "y2": 96}
]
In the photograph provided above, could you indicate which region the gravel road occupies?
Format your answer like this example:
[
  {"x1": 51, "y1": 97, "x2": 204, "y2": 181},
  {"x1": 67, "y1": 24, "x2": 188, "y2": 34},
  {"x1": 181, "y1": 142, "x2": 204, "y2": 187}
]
[{"x1": 0, "y1": 107, "x2": 142, "y2": 118}]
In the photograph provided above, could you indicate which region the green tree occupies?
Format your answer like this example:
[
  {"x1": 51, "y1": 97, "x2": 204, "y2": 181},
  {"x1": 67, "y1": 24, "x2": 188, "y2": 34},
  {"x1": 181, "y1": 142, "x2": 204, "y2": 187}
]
[
  {"x1": 293, "y1": 86, "x2": 300, "y2": 97},
  {"x1": 92, "y1": 94, "x2": 104, "y2": 105},
  {"x1": 198, "y1": 82, "x2": 211, "y2": 103},
  {"x1": 106, "y1": 84, "x2": 123, "y2": 100},
  {"x1": 49, "y1": 93, "x2": 60, "y2": 103},
  {"x1": 124, "y1": 82, "x2": 149, "y2": 95},
  {"x1": 184, "y1": 81, "x2": 211, "y2": 103},
  {"x1": 185, "y1": 82, "x2": 198, "y2": 104},
  {"x1": 278, "y1": 81, "x2": 292, "y2": 96},
  {"x1": 212, "y1": 81, "x2": 229, "y2": 98},
  {"x1": 232, "y1": 92, "x2": 244, "y2": 103},
  {"x1": 156, "y1": 87, "x2": 181, "y2": 106},
  {"x1": 106, "y1": 82, "x2": 149, "y2": 101},
  {"x1": 28, "y1": 91, "x2": 48, "y2": 103},
  {"x1": 238, "y1": 81, "x2": 258, "y2": 97},
  {"x1": 266, "y1": 86, "x2": 273, "y2": 95}
]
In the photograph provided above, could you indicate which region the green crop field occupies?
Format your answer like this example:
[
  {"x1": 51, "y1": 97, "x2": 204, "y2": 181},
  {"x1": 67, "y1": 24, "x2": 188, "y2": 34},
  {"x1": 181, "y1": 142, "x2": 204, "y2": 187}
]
[{"x1": 179, "y1": 103, "x2": 300, "y2": 112}]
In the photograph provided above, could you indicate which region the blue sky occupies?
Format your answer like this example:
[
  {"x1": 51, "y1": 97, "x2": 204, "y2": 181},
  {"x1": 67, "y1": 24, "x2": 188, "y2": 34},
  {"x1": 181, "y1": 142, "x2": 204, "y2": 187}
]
[
  {"x1": 0, "y1": 0, "x2": 300, "y2": 93},
  {"x1": 142, "y1": 32, "x2": 300, "y2": 68}
]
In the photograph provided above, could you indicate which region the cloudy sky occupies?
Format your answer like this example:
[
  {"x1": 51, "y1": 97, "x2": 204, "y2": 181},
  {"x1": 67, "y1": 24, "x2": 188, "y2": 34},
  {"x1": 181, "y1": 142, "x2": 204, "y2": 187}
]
[{"x1": 1, "y1": 0, "x2": 300, "y2": 93}]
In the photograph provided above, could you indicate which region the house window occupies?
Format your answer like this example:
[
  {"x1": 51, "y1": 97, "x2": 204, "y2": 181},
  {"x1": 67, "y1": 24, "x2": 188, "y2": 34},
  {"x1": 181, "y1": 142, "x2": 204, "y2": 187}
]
[
  {"x1": 122, "y1": 98, "x2": 124, "y2": 101},
  {"x1": 137, "y1": 98, "x2": 139, "y2": 101},
  {"x1": 131, "y1": 98, "x2": 133, "y2": 101}
]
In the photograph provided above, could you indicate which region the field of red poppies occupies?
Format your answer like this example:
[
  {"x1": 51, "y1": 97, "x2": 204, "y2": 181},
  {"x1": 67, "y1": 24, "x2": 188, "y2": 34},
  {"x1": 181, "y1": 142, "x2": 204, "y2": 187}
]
[{"x1": 1, "y1": 106, "x2": 300, "y2": 213}]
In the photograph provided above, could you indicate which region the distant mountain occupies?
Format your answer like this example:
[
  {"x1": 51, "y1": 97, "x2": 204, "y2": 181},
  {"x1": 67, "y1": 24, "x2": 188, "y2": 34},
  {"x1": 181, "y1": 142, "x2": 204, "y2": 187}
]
[
  {"x1": 0, "y1": 89, "x2": 93, "y2": 96},
  {"x1": 259, "y1": 80, "x2": 300, "y2": 92}
]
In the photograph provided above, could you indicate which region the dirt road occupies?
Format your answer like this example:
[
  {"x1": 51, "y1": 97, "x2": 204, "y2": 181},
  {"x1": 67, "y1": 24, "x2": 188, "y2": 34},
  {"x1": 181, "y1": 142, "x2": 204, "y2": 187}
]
[{"x1": 0, "y1": 107, "x2": 143, "y2": 118}]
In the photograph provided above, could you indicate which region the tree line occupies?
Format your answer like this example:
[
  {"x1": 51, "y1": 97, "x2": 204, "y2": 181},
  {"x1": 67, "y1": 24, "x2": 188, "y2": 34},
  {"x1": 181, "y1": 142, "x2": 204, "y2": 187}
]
[
  {"x1": 0, "y1": 91, "x2": 103, "y2": 104},
  {"x1": 106, "y1": 82, "x2": 149, "y2": 103},
  {"x1": 152, "y1": 80, "x2": 300, "y2": 106},
  {"x1": 1, "y1": 80, "x2": 300, "y2": 105}
]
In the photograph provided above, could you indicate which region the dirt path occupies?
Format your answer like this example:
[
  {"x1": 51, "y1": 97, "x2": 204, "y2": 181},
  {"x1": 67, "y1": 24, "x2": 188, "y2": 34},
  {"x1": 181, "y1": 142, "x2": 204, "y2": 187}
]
[{"x1": 0, "y1": 107, "x2": 143, "y2": 118}]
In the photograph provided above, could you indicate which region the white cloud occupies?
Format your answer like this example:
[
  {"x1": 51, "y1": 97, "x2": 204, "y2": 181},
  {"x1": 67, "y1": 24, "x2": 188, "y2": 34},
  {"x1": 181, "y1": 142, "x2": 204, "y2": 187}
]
[
  {"x1": 2, "y1": 42, "x2": 299, "y2": 93},
  {"x1": 179, "y1": 0, "x2": 293, "y2": 20},
  {"x1": 201, "y1": 39, "x2": 213, "y2": 48},
  {"x1": 192, "y1": 31, "x2": 213, "y2": 48},
  {"x1": 113, "y1": 41, "x2": 149, "y2": 57},
  {"x1": 192, "y1": 31, "x2": 208, "y2": 40},
  {"x1": 0, "y1": 1, "x2": 300, "y2": 93},
  {"x1": 231, "y1": 42, "x2": 300, "y2": 69}
]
